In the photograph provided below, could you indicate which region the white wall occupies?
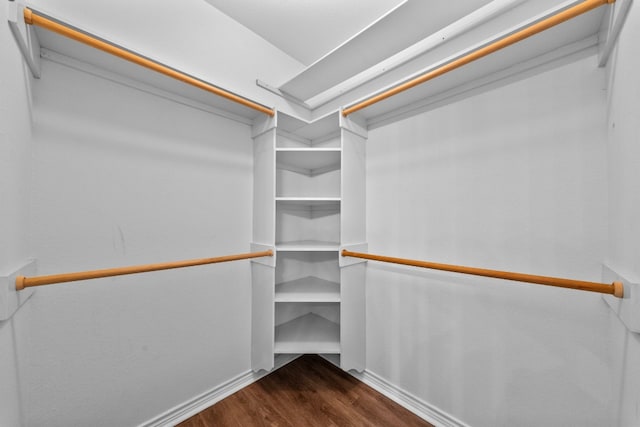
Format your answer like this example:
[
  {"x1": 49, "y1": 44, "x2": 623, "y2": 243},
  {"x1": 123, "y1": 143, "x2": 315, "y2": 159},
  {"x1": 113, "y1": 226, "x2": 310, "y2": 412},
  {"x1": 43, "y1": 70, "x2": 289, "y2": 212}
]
[
  {"x1": 366, "y1": 55, "x2": 617, "y2": 426},
  {"x1": 605, "y1": 2, "x2": 640, "y2": 426},
  {"x1": 0, "y1": 321, "x2": 22, "y2": 427},
  {"x1": 0, "y1": 2, "x2": 34, "y2": 426},
  {"x1": 13, "y1": 56, "x2": 254, "y2": 426},
  {"x1": 26, "y1": 0, "x2": 305, "y2": 113}
]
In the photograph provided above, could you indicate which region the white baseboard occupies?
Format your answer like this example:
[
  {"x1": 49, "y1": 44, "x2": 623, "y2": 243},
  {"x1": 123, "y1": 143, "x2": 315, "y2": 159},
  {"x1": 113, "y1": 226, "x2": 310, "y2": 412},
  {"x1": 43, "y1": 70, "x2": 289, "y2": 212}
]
[
  {"x1": 139, "y1": 354, "x2": 465, "y2": 427},
  {"x1": 349, "y1": 369, "x2": 470, "y2": 427},
  {"x1": 138, "y1": 354, "x2": 300, "y2": 427}
]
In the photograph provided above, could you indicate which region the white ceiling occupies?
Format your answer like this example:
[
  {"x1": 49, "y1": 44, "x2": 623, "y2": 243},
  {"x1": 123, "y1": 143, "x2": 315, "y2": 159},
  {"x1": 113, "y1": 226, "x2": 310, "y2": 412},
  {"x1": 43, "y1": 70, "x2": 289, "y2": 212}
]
[{"x1": 202, "y1": 0, "x2": 404, "y2": 66}]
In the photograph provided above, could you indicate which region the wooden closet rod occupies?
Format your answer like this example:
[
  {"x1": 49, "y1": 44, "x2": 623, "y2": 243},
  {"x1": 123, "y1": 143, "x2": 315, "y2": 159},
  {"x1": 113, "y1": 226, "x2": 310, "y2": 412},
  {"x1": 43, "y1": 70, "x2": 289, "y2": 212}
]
[
  {"x1": 15, "y1": 250, "x2": 273, "y2": 290},
  {"x1": 23, "y1": 8, "x2": 275, "y2": 117},
  {"x1": 342, "y1": 0, "x2": 615, "y2": 117},
  {"x1": 341, "y1": 250, "x2": 624, "y2": 298}
]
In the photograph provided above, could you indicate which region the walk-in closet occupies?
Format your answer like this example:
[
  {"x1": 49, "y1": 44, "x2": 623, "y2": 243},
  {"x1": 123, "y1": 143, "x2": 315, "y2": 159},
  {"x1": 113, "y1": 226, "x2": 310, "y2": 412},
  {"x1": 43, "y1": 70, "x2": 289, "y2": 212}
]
[{"x1": 1, "y1": 1, "x2": 638, "y2": 426}]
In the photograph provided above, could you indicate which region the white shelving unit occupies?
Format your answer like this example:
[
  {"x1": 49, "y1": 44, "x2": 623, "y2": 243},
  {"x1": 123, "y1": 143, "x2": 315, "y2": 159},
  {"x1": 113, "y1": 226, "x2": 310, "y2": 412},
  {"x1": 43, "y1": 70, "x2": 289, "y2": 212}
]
[
  {"x1": 251, "y1": 110, "x2": 367, "y2": 372},
  {"x1": 273, "y1": 112, "x2": 342, "y2": 357}
]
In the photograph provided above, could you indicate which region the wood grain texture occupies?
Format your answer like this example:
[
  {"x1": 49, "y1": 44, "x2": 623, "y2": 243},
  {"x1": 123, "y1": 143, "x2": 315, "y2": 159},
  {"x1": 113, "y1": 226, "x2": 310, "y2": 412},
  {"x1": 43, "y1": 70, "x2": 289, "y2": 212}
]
[
  {"x1": 15, "y1": 250, "x2": 273, "y2": 290},
  {"x1": 178, "y1": 355, "x2": 434, "y2": 427},
  {"x1": 24, "y1": 8, "x2": 275, "y2": 116},
  {"x1": 342, "y1": 250, "x2": 624, "y2": 297},
  {"x1": 342, "y1": 0, "x2": 613, "y2": 116}
]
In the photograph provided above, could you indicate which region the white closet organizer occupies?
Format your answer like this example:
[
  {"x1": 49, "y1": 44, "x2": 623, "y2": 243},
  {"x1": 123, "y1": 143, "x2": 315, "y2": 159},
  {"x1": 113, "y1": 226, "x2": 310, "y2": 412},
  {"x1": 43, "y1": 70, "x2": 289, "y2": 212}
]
[
  {"x1": 251, "y1": 111, "x2": 367, "y2": 372},
  {"x1": 14, "y1": 0, "x2": 626, "y2": 378}
]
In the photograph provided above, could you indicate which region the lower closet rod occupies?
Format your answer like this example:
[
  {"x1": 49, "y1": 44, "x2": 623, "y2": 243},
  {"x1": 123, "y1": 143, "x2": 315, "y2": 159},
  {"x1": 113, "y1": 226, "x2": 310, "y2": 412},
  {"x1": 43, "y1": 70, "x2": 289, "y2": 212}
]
[
  {"x1": 15, "y1": 250, "x2": 273, "y2": 290},
  {"x1": 341, "y1": 250, "x2": 624, "y2": 298}
]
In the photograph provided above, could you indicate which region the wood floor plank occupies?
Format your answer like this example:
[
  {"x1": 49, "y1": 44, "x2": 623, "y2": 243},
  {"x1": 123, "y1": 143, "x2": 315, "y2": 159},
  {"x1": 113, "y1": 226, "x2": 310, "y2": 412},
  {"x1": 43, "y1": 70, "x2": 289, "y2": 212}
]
[{"x1": 177, "y1": 355, "x2": 434, "y2": 427}]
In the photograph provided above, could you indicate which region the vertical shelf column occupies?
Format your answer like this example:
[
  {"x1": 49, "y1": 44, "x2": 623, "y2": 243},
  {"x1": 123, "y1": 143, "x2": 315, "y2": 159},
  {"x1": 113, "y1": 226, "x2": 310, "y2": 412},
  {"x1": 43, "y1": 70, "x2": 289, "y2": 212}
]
[
  {"x1": 251, "y1": 111, "x2": 367, "y2": 373},
  {"x1": 273, "y1": 112, "x2": 342, "y2": 359},
  {"x1": 340, "y1": 114, "x2": 368, "y2": 372}
]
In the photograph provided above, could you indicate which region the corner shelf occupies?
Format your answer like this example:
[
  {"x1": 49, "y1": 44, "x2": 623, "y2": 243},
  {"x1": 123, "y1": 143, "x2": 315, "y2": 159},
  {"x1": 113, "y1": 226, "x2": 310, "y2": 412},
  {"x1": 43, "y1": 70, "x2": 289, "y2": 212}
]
[
  {"x1": 276, "y1": 197, "x2": 341, "y2": 247},
  {"x1": 276, "y1": 148, "x2": 341, "y2": 176},
  {"x1": 252, "y1": 110, "x2": 366, "y2": 373},
  {"x1": 275, "y1": 277, "x2": 341, "y2": 302},
  {"x1": 274, "y1": 313, "x2": 340, "y2": 354},
  {"x1": 25, "y1": 8, "x2": 271, "y2": 123},
  {"x1": 276, "y1": 160, "x2": 341, "y2": 198},
  {"x1": 276, "y1": 241, "x2": 340, "y2": 252},
  {"x1": 276, "y1": 197, "x2": 341, "y2": 205}
]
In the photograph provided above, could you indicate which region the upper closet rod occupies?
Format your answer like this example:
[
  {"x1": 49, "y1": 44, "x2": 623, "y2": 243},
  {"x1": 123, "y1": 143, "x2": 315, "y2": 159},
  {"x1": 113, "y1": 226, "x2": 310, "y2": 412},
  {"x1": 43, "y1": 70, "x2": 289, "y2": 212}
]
[
  {"x1": 342, "y1": 0, "x2": 615, "y2": 117},
  {"x1": 15, "y1": 250, "x2": 273, "y2": 290},
  {"x1": 23, "y1": 8, "x2": 275, "y2": 117},
  {"x1": 342, "y1": 250, "x2": 624, "y2": 298}
]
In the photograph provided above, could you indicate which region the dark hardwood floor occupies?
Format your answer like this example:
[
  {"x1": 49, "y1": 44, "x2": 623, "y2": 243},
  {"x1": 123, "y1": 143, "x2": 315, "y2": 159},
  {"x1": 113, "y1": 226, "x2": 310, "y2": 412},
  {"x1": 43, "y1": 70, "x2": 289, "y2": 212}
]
[{"x1": 178, "y1": 355, "x2": 434, "y2": 427}]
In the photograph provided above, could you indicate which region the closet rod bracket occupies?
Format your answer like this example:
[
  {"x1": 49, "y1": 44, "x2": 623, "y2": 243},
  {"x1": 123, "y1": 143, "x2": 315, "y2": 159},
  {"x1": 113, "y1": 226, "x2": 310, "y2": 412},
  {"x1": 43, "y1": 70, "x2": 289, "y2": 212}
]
[
  {"x1": 7, "y1": 0, "x2": 41, "y2": 78},
  {"x1": 602, "y1": 265, "x2": 639, "y2": 332},
  {"x1": 0, "y1": 259, "x2": 36, "y2": 320}
]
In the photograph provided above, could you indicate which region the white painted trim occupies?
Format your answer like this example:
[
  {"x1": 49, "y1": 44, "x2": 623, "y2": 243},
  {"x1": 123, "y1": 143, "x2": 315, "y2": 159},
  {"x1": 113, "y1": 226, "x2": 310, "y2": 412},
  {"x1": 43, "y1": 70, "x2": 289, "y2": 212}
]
[
  {"x1": 140, "y1": 352, "x2": 465, "y2": 427},
  {"x1": 7, "y1": 0, "x2": 41, "y2": 78},
  {"x1": 598, "y1": 0, "x2": 633, "y2": 66},
  {"x1": 323, "y1": 356, "x2": 470, "y2": 426},
  {"x1": 304, "y1": 0, "x2": 527, "y2": 109},
  {"x1": 39, "y1": 49, "x2": 254, "y2": 126},
  {"x1": 0, "y1": 259, "x2": 36, "y2": 321},
  {"x1": 349, "y1": 369, "x2": 471, "y2": 427},
  {"x1": 138, "y1": 354, "x2": 300, "y2": 427}
]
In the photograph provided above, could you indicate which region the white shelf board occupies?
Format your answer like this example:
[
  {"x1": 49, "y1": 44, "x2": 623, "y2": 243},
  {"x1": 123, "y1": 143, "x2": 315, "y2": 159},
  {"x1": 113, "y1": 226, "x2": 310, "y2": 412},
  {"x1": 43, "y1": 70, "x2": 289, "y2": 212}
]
[
  {"x1": 602, "y1": 264, "x2": 640, "y2": 333},
  {"x1": 349, "y1": 2, "x2": 608, "y2": 125},
  {"x1": 276, "y1": 241, "x2": 340, "y2": 252},
  {"x1": 32, "y1": 18, "x2": 269, "y2": 122},
  {"x1": 277, "y1": 150, "x2": 341, "y2": 173},
  {"x1": 276, "y1": 197, "x2": 341, "y2": 207},
  {"x1": 275, "y1": 277, "x2": 341, "y2": 302},
  {"x1": 277, "y1": 112, "x2": 340, "y2": 140},
  {"x1": 276, "y1": 148, "x2": 341, "y2": 152},
  {"x1": 274, "y1": 313, "x2": 340, "y2": 354},
  {"x1": 278, "y1": 0, "x2": 495, "y2": 101}
]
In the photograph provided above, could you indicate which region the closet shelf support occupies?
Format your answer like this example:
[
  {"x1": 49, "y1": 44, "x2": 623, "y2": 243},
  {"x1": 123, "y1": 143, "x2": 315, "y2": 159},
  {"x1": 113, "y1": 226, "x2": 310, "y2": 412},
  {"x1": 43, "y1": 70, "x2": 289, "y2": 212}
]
[
  {"x1": 22, "y1": 8, "x2": 275, "y2": 117},
  {"x1": 342, "y1": 0, "x2": 616, "y2": 117}
]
